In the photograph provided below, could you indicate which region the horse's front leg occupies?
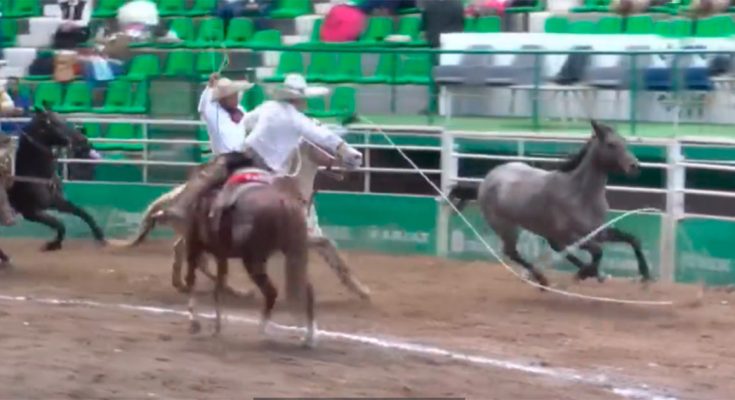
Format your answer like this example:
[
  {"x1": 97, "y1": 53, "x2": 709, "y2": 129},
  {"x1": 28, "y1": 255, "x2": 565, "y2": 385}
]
[
  {"x1": 600, "y1": 227, "x2": 651, "y2": 282},
  {"x1": 577, "y1": 241, "x2": 606, "y2": 283},
  {"x1": 51, "y1": 198, "x2": 106, "y2": 246},
  {"x1": 171, "y1": 237, "x2": 187, "y2": 292},
  {"x1": 21, "y1": 210, "x2": 65, "y2": 251},
  {"x1": 185, "y1": 238, "x2": 202, "y2": 335}
]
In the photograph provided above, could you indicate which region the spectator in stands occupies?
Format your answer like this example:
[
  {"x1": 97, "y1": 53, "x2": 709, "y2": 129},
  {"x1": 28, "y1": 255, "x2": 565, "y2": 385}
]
[
  {"x1": 217, "y1": 0, "x2": 273, "y2": 33},
  {"x1": 418, "y1": 0, "x2": 465, "y2": 50},
  {"x1": 58, "y1": 0, "x2": 87, "y2": 21},
  {"x1": 357, "y1": 0, "x2": 416, "y2": 14},
  {"x1": 0, "y1": 78, "x2": 30, "y2": 134}
]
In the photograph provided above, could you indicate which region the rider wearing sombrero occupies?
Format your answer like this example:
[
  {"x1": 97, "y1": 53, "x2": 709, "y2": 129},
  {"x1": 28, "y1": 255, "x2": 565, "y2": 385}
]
[{"x1": 162, "y1": 72, "x2": 361, "y2": 224}]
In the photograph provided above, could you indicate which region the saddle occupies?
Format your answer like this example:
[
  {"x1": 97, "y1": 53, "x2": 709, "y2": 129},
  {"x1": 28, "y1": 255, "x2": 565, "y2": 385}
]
[{"x1": 209, "y1": 167, "x2": 272, "y2": 232}]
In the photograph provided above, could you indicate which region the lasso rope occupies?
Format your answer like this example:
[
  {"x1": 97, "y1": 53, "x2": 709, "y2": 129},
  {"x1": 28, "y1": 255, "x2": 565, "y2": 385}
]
[{"x1": 356, "y1": 116, "x2": 674, "y2": 306}]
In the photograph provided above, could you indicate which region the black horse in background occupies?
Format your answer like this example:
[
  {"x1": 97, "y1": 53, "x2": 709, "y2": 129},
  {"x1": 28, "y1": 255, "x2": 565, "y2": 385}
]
[{"x1": 8, "y1": 107, "x2": 106, "y2": 253}]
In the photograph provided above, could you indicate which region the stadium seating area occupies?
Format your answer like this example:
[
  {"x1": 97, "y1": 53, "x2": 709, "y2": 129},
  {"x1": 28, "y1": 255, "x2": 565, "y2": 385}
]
[{"x1": 2, "y1": 0, "x2": 735, "y2": 166}]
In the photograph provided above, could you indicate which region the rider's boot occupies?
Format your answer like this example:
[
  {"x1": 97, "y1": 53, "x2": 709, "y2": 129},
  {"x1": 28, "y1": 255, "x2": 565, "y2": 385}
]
[{"x1": 160, "y1": 156, "x2": 231, "y2": 223}]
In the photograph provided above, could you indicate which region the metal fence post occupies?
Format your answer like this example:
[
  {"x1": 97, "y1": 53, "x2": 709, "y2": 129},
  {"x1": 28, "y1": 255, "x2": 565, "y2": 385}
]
[
  {"x1": 437, "y1": 129, "x2": 457, "y2": 257},
  {"x1": 660, "y1": 139, "x2": 685, "y2": 283},
  {"x1": 142, "y1": 122, "x2": 149, "y2": 184}
]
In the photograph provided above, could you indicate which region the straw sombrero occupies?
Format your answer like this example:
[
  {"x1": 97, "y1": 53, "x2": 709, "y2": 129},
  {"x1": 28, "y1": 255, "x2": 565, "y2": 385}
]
[
  {"x1": 271, "y1": 73, "x2": 330, "y2": 100},
  {"x1": 211, "y1": 77, "x2": 254, "y2": 101}
]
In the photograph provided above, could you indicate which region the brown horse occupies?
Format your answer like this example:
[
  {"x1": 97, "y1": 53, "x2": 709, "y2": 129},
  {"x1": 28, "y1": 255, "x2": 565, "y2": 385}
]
[{"x1": 184, "y1": 167, "x2": 317, "y2": 347}]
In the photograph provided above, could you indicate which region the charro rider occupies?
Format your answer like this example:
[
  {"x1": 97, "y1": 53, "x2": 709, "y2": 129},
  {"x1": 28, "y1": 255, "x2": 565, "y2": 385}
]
[{"x1": 161, "y1": 72, "x2": 361, "y2": 224}]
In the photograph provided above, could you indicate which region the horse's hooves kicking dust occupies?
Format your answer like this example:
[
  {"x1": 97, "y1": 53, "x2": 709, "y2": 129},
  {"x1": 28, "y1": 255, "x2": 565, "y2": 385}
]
[{"x1": 42, "y1": 242, "x2": 62, "y2": 252}]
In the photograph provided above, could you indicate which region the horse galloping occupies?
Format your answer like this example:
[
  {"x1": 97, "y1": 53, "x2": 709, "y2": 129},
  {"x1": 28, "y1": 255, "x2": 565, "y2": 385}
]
[
  {"x1": 451, "y1": 120, "x2": 650, "y2": 286},
  {"x1": 110, "y1": 139, "x2": 371, "y2": 301},
  {"x1": 8, "y1": 107, "x2": 106, "y2": 252},
  {"x1": 184, "y1": 167, "x2": 317, "y2": 346}
]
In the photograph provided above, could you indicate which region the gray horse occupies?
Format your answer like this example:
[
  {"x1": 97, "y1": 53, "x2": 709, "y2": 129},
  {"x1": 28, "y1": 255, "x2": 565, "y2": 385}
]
[{"x1": 457, "y1": 120, "x2": 650, "y2": 286}]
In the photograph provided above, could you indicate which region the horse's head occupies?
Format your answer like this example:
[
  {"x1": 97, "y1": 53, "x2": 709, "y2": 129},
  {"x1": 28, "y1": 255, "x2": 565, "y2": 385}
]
[
  {"x1": 25, "y1": 104, "x2": 74, "y2": 147},
  {"x1": 69, "y1": 125, "x2": 96, "y2": 159},
  {"x1": 589, "y1": 120, "x2": 640, "y2": 177},
  {"x1": 303, "y1": 124, "x2": 362, "y2": 170}
]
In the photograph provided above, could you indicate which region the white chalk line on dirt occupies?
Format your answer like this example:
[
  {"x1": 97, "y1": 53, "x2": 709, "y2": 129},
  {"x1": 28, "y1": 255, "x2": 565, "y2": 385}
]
[{"x1": 0, "y1": 293, "x2": 677, "y2": 400}]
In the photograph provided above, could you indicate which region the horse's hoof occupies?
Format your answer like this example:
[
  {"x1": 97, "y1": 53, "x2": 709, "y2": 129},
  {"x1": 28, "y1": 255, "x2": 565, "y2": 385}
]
[
  {"x1": 258, "y1": 320, "x2": 272, "y2": 336},
  {"x1": 42, "y1": 242, "x2": 62, "y2": 252},
  {"x1": 189, "y1": 320, "x2": 202, "y2": 335},
  {"x1": 597, "y1": 273, "x2": 610, "y2": 283},
  {"x1": 95, "y1": 239, "x2": 108, "y2": 248},
  {"x1": 301, "y1": 335, "x2": 317, "y2": 349}
]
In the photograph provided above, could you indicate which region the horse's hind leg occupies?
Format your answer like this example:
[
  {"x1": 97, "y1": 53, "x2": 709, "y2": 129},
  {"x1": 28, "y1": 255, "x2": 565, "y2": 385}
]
[
  {"x1": 212, "y1": 257, "x2": 228, "y2": 336},
  {"x1": 171, "y1": 237, "x2": 187, "y2": 292},
  {"x1": 185, "y1": 240, "x2": 202, "y2": 334},
  {"x1": 310, "y1": 237, "x2": 371, "y2": 301},
  {"x1": 549, "y1": 241, "x2": 591, "y2": 274},
  {"x1": 244, "y1": 259, "x2": 277, "y2": 335},
  {"x1": 51, "y1": 198, "x2": 106, "y2": 245},
  {"x1": 285, "y1": 248, "x2": 317, "y2": 348},
  {"x1": 22, "y1": 210, "x2": 65, "y2": 251},
  {"x1": 498, "y1": 228, "x2": 549, "y2": 287},
  {"x1": 601, "y1": 228, "x2": 651, "y2": 282}
]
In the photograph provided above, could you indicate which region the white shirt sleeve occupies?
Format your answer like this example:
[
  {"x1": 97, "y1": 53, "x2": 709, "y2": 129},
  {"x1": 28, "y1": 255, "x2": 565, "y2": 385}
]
[
  {"x1": 294, "y1": 112, "x2": 343, "y2": 153},
  {"x1": 198, "y1": 86, "x2": 213, "y2": 116}
]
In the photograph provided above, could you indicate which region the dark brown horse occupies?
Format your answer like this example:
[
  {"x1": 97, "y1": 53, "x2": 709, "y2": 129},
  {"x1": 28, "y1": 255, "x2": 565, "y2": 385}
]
[{"x1": 184, "y1": 167, "x2": 317, "y2": 347}]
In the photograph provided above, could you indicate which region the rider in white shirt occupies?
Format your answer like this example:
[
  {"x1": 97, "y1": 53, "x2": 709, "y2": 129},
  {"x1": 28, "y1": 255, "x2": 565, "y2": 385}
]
[
  {"x1": 163, "y1": 73, "x2": 361, "y2": 223},
  {"x1": 197, "y1": 73, "x2": 251, "y2": 155}
]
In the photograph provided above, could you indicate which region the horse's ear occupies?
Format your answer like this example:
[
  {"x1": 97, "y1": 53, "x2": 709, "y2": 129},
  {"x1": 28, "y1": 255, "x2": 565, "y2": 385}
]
[{"x1": 590, "y1": 120, "x2": 608, "y2": 140}]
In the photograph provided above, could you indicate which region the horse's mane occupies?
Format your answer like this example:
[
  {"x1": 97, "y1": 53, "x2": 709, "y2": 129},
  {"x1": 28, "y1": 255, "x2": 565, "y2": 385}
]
[{"x1": 556, "y1": 140, "x2": 591, "y2": 172}]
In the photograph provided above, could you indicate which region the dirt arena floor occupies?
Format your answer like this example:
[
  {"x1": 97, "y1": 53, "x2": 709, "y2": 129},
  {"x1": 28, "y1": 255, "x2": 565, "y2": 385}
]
[{"x1": 0, "y1": 239, "x2": 733, "y2": 400}]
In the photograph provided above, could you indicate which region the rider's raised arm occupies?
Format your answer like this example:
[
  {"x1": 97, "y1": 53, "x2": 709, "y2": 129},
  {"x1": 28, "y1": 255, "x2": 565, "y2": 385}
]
[
  {"x1": 295, "y1": 113, "x2": 343, "y2": 152},
  {"x1": 197, "y1": 86, "x2": 214, "y2": 118}
]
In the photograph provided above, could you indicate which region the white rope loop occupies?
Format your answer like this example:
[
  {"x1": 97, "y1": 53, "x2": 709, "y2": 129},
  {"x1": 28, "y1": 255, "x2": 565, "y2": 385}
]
[{"x1": 356, "y1": 116, "x2": 674, "y2": 306}]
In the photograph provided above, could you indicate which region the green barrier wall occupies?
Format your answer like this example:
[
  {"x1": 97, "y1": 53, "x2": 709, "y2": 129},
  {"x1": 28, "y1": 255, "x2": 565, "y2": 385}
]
[
  {"x1": 446, "y1": 205, "x2": 662, "y2": 279},
  {"x1": 675, "y1": 218, "x2": 735, "y2": 285},
  {"x1": 3, "y1": 182, "x2": 735, "y2": 286}
]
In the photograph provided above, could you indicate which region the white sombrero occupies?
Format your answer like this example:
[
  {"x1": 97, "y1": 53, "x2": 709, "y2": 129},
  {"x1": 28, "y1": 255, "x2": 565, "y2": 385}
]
[
  {"x1": 271, "y1": 73, "x2": 330, "y2": 101},
  {"x1": 210, "y1": 77, "x2": 254, "y2": 101}
]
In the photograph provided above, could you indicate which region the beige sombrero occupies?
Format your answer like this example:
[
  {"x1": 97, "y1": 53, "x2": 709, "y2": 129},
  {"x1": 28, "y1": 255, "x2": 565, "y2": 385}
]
[
  {"x1": 271, "y1": 73, "x2": 330, "y2": 101},
  {"x1": 211, "y1": 77, "x2": 254, "y2": 101}
]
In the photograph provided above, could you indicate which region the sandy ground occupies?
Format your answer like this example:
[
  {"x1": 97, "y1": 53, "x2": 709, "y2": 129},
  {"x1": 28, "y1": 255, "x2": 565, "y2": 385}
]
[{"x1": 0, "y1": 239, "x2": 733, "y2": 400}]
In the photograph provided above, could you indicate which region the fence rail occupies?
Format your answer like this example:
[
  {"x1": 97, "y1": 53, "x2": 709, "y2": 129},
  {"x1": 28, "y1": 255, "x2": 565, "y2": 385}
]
[{"x1": 4, "y1": 116, "x2": 735, "y2": 282}]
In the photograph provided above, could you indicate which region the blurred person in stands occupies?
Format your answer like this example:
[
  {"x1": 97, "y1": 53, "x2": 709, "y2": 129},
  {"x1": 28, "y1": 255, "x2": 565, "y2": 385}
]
[
  {"x1": 216, "y1": 0, "x2": 273, "y2": 32},
  {"x1": 58, "y1": 0, "x2": 87, "y2": 21},
  {"x1": 357, "y1": 0, "x2": 416, "y2": 15},
  {"x1": 0, "y1": 78, "x2": 29, "y2": 135}
]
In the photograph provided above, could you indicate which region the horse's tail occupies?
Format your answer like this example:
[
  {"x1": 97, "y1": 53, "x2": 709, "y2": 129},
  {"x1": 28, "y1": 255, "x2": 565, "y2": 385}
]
[
  {"x1": 107, "y1": 184, "x2": 185, "y2": 247},
  {"x1": 446, "y1": 182, "x2": 477, "y2": 213}
]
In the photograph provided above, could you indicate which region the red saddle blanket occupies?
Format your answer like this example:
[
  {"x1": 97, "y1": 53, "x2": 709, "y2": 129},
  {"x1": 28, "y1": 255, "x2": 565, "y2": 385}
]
[{"x1": 225, "y1": 171, "x2": 272, "y2": 187}]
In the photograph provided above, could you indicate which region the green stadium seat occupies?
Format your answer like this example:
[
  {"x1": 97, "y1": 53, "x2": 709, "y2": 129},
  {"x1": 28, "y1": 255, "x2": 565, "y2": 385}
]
[
  {"x1": 123, "y1": 54, "x2": 161, "y2": 81},
  {"x1": 93, "y1": 80, "x2": 132, "y2": 113},
  {"x1": 245, "y1": 29, "x2": 282, "y2": 49},
  {"x1": 157, "y1": 0, "x2": 186, "y2": 17},
  {"x1": 394, "y1": 15, "x2": 425, "y2": 46},
  {"x1": 162, "y1": 50, "x2": 195, "y2": 77},
  {"x1": 96, "y1": 124, "x2": 143, "y2": 151},
  {"x1": 625, "y1": 15, "x2": 654, "y2": 34},
  {"x1": 92, "y1": 0, "x2": 125, "y2": 18},
  {"x1": 544, "y1": 16, "x2": 569, "y2": 33},
  {"x1": 357, "y1": 53, "x2": 398, "y2": 84},
  {"x1": 321, "y1": 53, "x2": 362, "y2": 83},
  {"x1": 117, "y1": 82, "x2": 148, "y2": 114},
  {"x1": 571, "y1": 0, "x2": 609, "y2": 13},
  {"x1": 696, "y1": 15, "x2": 734, "y2": 37},
  {"x1": 270, "y1": 0, "x2": 312, "y2": 18},
  {"x1": 187, "y1": 18, "x2": 225, "y2": 48},
  {"x1": 597, "y1": 16, "x2": 622, "y2": 34},
  {"x1": 186, "y1": 0, "x2": 217, "y2": 16},
  {"x1": 295, "y1": 18, "x2": 324, "y2": 48},
  {"x1": 161, "y1": 18, "x2": 194, "y2": 48},
  {"x1": 244, "y1": 84, "x2": 267, "y2": 110},
  {"x1": 306, "y1": 52, "x2": 337, "y2": 82},
  {"x1": 4, "y1": 0, "x2": 41, "y2": 17},
  {"x1": 81, "y1": 123, "x2": 103, "y2": 139},
  {"x1": 464, "y1": 18, "x2": 476, "y2": 32},
  {"x1": 1, "y1": 19, "x2": 18, "y2": 47},
  {"x1": 670, "y1": 18, "x2": 694, "y2": 37},
  {"x1": 32, "y1": 82, "x2": 63, "y2": 109},
  {"x1": 360, "y1": 16, "x2": 394, "y2": 44},
  {"x1": 475, "y1": 16, "x2": 501, "y2": 33},
  {"x1": 306, "y1": 86, "x2": 356, "y2": 118},
  {"x1": 223, "y1": 18, "x2": 255, "y2": 48},
  {"x1": 56, "y1": 82, "x2": 92, "y2": 113},
  {"x1": 263, "y1": 52, "x2": 304, "y2": 82},
  {"x1": 396, "y1": 54, "x2": 432, "y2": 85},
  {"x1": 569, "y1": 20, "x2": 597, "y2": 34},
  {"x1": 195, "y1": 51, "x2": 224, "y2": 80}
]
